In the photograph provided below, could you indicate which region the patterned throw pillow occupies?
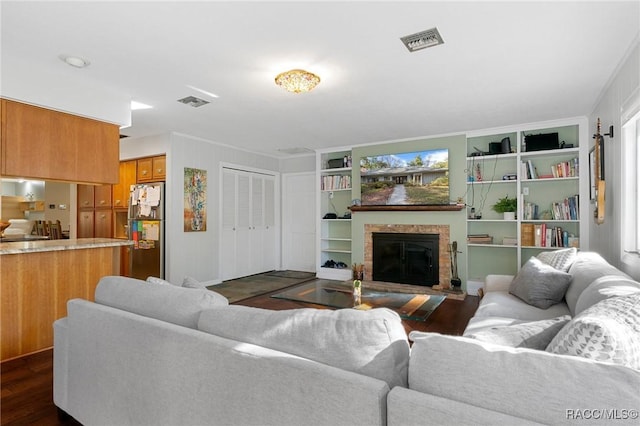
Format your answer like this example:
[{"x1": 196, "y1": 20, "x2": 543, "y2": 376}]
[
  {"x1": 466, "y1": 316, "x2": 570, "y2": 349},
  {"x1": 546, "y1": 293, "x2": 640, "y2": 370},
  {"x1": 537, "y1": 248, "x2": 577, "y2": 272}
]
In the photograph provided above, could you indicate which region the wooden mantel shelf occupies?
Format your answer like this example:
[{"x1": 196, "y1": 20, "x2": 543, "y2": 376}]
[{"x1": 349, "y1": 205, "x2": 465, "y2": 212}]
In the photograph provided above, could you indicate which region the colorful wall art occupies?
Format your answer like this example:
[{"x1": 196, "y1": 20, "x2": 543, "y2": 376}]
[{"x1": 184, "y1": 167, "x2": 207, "y2": 231}]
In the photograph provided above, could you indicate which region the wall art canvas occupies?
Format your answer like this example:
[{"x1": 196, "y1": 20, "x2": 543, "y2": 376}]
[{"x1": 184, "y1": 167, "x2": 207, "y2": 231}]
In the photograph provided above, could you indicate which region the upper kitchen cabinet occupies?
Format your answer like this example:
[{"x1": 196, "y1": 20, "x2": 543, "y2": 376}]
[
  {"x1": 0, "y1": 99, "x2": 120, "y2": 184},
  {"x1": 112, "y1": 160, "x2": 137, "y2": 209},
  {"x1": 137, "y1": 156, "x2": 166, "y2": 182}
]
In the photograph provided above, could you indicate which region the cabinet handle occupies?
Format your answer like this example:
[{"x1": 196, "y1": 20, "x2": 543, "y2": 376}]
[
  {"x1": 142, "y1": 170, "x2": 148, "y2": 176},
  {"x1": 156, "y1": 168, "x2": 163, "y2": 174},
  {"x1": 99, "y1": 200, "x2": 106, "y2": 205},
  {"x1": 115, "y1": 200, "x2": 121, "y2": 205},
  {"x1": 83, "y1": 201, "x2": 89, "y2": 206}
]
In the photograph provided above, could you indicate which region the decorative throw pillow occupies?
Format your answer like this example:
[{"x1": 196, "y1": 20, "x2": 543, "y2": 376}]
[
  {"x1": 198, "y1": 305, "x2": 410, "y2": 388},
  {"x1": 546, "y1": 293, "x2": 640, "y2": 370},
  {"x1": 509, "y1": 257, "x2": 572, "y2": 309},
  {"x1": 182, "y1": 276, "x2": 206, "y2": 288},
  {"x1": 537, "y1": 247, "x2": 577, "y2": 272},
  {"x1": 466, "y1": 315, "x2": 570, "y2": 349},
  {"x1": 146, "y1": 276, "x2": 174, "y2": 286}
]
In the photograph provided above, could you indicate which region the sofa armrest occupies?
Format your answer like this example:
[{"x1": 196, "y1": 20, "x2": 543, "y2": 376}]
[
  {"x1": 53, "y1": 317, "x2": 69, "y2": 411},
  {"x1": 484, "y1": 274, "x2": 514, "y2": 293}
]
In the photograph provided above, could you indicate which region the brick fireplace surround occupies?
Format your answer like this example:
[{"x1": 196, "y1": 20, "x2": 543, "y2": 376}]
[{"x1": 364, "y1": 224, "x2": 452, "y2": 288}]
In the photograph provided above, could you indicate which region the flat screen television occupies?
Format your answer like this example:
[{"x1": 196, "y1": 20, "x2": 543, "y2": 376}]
[{"x1": 360, "y1": 148, "x2": 449, "y2": 206}]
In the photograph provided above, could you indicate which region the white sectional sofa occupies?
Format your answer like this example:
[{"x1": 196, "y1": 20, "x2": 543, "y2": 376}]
[{"x1": 54, "y1": 251, "x2": 640, "y2": 425}]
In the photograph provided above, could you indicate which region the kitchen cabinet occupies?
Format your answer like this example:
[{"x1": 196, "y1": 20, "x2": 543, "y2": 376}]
[
  {"x1": 77, "y1": 185, "x2": 95, "y2": 209},
  {"x1": 137, "y1": 155, "x2": 166, "y2": 182},
  {"x1": 94, "y1": 209, "x2": 113, "y2": 238},
  {"x1": 0, "y1": 98, "x2": 119, "y2": 184},
  {"x1": 112, "y1": 160, "x2": 136, "y2": 208},
  {"x1": 77, "y1": 210, "x2": 95, "y2": 238},
  {"x1": 94, "y1": 185, "x2": 112, "y2": 208}
]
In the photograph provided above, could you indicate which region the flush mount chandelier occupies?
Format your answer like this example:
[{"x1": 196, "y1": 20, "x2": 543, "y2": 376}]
[{"x1": 274, "y1": 69, "x2": 320, "y2": 93}]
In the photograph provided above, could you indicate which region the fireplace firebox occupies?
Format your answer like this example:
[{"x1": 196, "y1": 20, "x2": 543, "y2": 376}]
[{"x1": 372, "y1": 232, "x2": 439, "y2": 286}]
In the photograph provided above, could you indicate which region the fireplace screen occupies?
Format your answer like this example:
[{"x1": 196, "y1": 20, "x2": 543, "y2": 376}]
[{"x1": 372, "y1": 232, "x2": 439, "y2": 286}]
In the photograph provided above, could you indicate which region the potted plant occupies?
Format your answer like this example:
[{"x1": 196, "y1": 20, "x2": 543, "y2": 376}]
[{"x1": 492, "y1": 195, "x2": 517, "y2": 220}]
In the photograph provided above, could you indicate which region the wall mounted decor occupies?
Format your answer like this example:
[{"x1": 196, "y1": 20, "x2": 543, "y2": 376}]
[{"x1": 184, "y1": 167, "x2": 207, "y2": 231}]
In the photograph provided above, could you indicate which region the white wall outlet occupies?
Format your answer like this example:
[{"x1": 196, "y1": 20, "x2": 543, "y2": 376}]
[
  {"x1": 329, "y1": 191, "x2": 334, "y2": 199},
  {"x1": 522, "y1": 187, "x2": 529, "y2": 196},
  {"x1": 59, "y1": 204, "x2": 67, "y2": 210}
]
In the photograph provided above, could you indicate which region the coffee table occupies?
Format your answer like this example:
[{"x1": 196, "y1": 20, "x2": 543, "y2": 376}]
[{"x1": 271, "y1": 281, "x2": 445, "y2": 321}]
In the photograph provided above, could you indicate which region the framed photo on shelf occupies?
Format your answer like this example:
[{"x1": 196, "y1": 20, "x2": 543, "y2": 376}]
[{"x1": 589, "y1": 147, "x2": 596, "y2": 201}]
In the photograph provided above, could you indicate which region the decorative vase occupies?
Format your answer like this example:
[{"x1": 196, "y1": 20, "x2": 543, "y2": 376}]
[{"x1": 503, "y1": 212, "x2": 516, "y2": 221}]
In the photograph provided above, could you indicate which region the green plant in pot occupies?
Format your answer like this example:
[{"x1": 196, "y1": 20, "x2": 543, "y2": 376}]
[{"x1": 492, "y1": 195, "x2": 517, "y2": 220}]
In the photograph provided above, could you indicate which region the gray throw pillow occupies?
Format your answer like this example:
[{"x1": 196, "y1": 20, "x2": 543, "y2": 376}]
[
  {"x1": 146, "y1": 276, "x2": 174, "y2": 286},
  {"x1": 509, "y1": 257, "x2": 572, "y2": 309},
  {"x1": 537, "y1": 247, "x2": 577, "y2": 272},
  {"x1": 466, "y1": 315, "x2": 570, "y2": 349},
  {"x1": 182, "y1": 276, "x2": 206, "y2": 288}
]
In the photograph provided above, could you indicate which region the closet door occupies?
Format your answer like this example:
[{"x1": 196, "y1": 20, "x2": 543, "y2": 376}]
[
  {"x1": 220, "y1": 169, "x2": 238, "y2": 281},
  {"x1": 220, "y1": 167, "x2": 278, "y2": 280}
]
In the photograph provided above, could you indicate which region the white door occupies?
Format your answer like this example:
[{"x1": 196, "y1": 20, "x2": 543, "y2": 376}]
[
  {"x1": 220, "y1": 167, "x2": 278, "y2": 280},
  {"x1": 281, "y1": 172, "x2": 316, "y2": 272}
]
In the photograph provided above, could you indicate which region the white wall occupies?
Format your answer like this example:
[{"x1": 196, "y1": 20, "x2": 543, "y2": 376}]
[
  {"x1": 122, "y1": 132, "x2": 281, "y2": 284},
  {"x1": 588, "y1": 38, "x2": 640, "y2": 279}
]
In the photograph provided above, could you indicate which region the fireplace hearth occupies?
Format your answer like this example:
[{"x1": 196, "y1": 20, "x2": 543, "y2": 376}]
[{"x1": 372, "y1": 232, "x2": 439, "y2": 286}]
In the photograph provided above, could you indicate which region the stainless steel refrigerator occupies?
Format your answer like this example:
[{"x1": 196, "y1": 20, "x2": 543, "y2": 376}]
[{"x1": 128, "y1": 183, "x2": 165, "y2": 280}]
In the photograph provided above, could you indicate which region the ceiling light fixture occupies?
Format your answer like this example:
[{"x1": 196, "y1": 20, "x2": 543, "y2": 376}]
[
  {"x1": 59, "y1": 54, "x2": 90, "y2": 68},
  {"x1": 400, "y1": 28, "x2": 444, "y2": 52},
  {"x1": 275, "y1": 69, "x2": 320, "y2": 93}
]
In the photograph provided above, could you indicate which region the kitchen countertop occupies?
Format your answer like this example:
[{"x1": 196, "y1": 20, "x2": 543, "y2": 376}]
[{"x1": 0, "y1": 238, "x2": 132, "y2": 255}]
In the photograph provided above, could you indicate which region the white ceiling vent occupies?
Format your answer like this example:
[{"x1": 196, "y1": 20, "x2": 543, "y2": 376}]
[
  {"x1": 177, "y1": 96, "x2": 210, "y2": 108},
  {"x1": 400, "y1": 27, "x2": 444, "y2": 52}
]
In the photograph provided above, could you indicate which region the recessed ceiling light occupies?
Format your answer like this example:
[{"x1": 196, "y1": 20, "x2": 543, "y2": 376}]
[
  {"x1": 58, "y1": 54, "x2": 90, "y2": 68},
  {"x1": 131, "y1": 100, "x2": 153, "y2": 110}
]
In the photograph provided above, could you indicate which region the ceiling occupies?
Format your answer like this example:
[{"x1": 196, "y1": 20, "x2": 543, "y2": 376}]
[{"x1": 1, "y1": 1, "x2": 639, "y2": 158}]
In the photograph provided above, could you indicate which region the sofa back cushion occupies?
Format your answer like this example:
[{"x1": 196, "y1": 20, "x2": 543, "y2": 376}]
[
  {"x1": 566, "y1": 252, "x2": 630, "y2": 316},
  {"x1": 95, "y1": 276, "x2": 228, "y2": 328},
  {"x1": 574, "y1": 276, "x2": 640, "y2": 315},
  {"x1": 198, "y1": 305, "x2": 410, "y2": 388},
  {"x1": 408, "y1": 332, "x2": 640, "y2": 424}
]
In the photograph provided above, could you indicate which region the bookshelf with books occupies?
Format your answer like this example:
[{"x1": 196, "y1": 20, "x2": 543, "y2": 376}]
[
  {"x1": 466, "y1": 118, "x2": 589, "y2": 282},
  {"x1": 317, "y1": 148, "x2": 353, "y2": 280}
]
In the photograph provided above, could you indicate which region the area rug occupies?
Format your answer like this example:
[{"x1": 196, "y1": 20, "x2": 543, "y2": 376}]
[{"x1": 207, "y1": 270, "x2": 316, "y2": 303}]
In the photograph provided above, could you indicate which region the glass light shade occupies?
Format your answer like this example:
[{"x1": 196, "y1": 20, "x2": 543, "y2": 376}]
[{"x1": 274, "y1": 69, "x2": 320, "y2": 93}]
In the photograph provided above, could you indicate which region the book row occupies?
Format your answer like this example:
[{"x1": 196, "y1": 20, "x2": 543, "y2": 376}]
[
  {"x1": 522, "y1": 195, "x2": 579, "y2": 221},
  {"x1": 321, "y1": 175, "x2": 352, "y2": 191},
  {"x1": 521, "y1": 223, "x2": 579, "y2": 248},
  {"x1": 521, "y1": 157, "x2": 578, "y2": 180}
]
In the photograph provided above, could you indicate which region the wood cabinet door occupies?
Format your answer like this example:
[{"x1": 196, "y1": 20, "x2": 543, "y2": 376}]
[
  {"x1": 94, "y1": 185, "x2": 112, "y2": 208},
  {"x1": 137, "y1": 158, "x2": 153, "y2": 182},
  {"x1": 77, "y1": 185, "x2": 95, "y2": 209},
  {"x1": 152, "y1": 156, "x2": 166, "y2": 180},
  {"x1": 113, "y1": 160, "x2": 136, "y2": 208},
  {"x1": 77, "y1": 210, "x2": 94, "y2": 238},
  {"x1": 94, "y1": 209, "x2": 112, "y2": 238},
  {"x1": 1, "y1": 99, "x2": 119, "y2": 184}
]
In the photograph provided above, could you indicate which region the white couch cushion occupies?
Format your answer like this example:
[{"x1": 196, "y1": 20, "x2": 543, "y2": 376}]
[
  {"x1": 574, "y1": 276, "x2": 640, "y2": 315},
  {"x1": 464, "y1": 315, "x2": 570, "y2": 349},
  {"x1": 408, "y1": 332, "x2": 640, "y2": 425},
  {"x1": 95, "y1": 276, "x2": 228, "y2": 328},
  {"x1": 198, "y1": 305, "x2": 410, "y2": 388},
  {"x1": 547, "y1": 293, "x2": 640, "y2": 370},
  {"x1": 565, "y1": 252, "x2": 631, "y2": 316},
  {"x1": 473, "y1": 291, "x2": 570, "y2": 321}
]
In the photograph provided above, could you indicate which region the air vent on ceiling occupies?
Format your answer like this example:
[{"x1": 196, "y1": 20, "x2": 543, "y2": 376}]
[
  {"x1": 400, "y1": 27, "x2": 444, "y2": 52},
  {"x1": 177, "y1": 96, "x2": 210, "y2": 108}
]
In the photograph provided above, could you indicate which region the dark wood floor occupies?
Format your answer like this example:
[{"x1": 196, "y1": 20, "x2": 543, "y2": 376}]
[{"x1": 1, "y1": 284, "x2": 478, "y2": 425}]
